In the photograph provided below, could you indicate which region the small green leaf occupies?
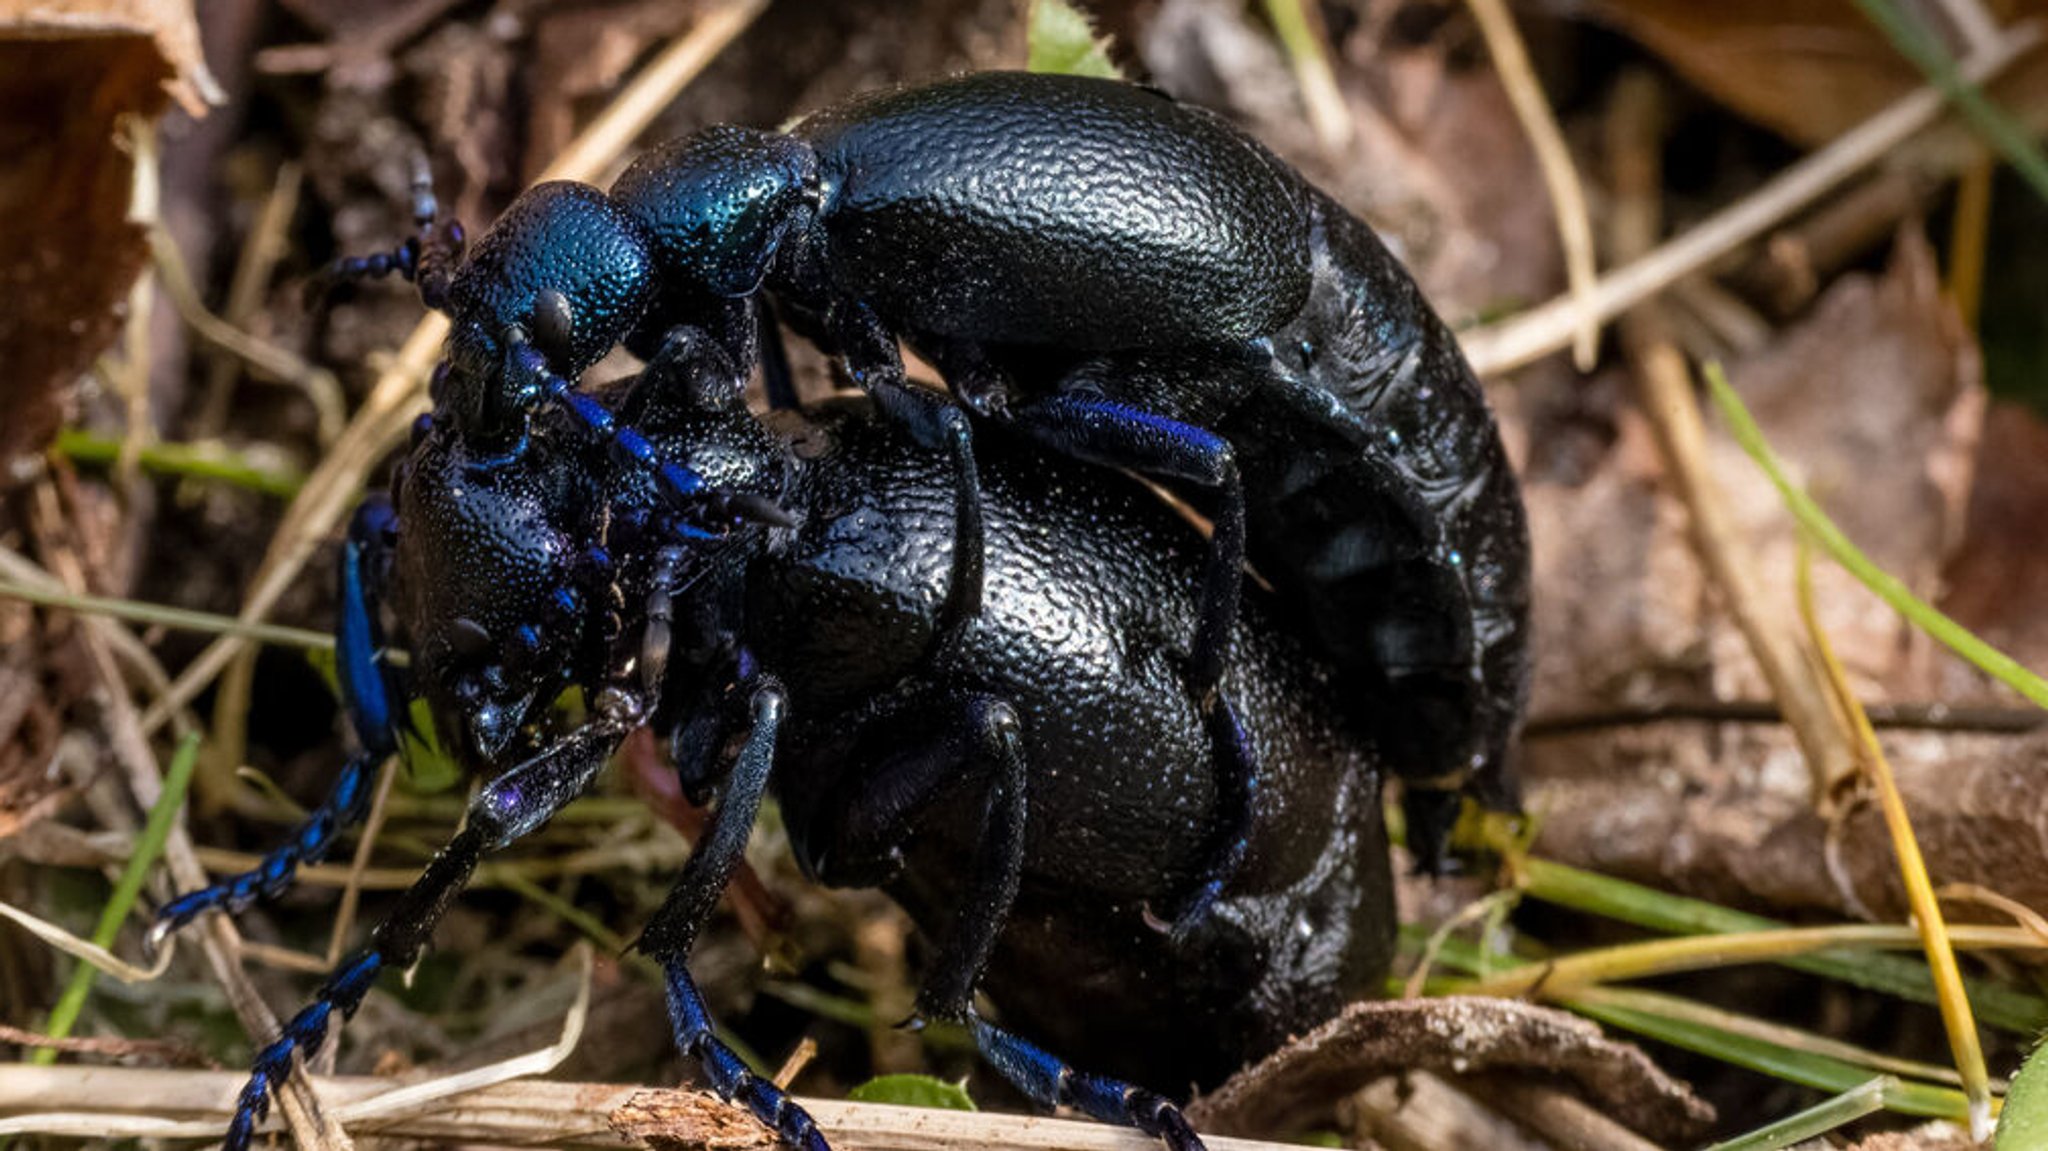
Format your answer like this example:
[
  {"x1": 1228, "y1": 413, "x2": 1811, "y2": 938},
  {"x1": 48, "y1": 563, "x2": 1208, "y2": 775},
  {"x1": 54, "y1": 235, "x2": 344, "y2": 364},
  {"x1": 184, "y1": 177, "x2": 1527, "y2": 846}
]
[
  {"x1": 399, "y1": 697, "x2": 461, "y2": 794},
  {"x1": 304, "y1": 646, "x2": 461, "y2": 793},
  {"x1": 1998, "y1": 1041, "x2": 2048, "y2": 1148},
  {"x1": 1026, "y1": 0, "x2": 1123, "y2": 80},
  {"x1": 846, "y1": 1073, "x2": 977, "y2": 1111}
]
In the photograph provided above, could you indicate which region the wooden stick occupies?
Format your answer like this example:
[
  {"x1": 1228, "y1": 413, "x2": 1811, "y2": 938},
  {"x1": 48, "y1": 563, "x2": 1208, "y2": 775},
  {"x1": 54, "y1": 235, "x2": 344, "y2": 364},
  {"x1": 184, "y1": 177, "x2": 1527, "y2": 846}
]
[{"x1": 0, "y1": 1067, "x2": 1307, "y2": 1151}]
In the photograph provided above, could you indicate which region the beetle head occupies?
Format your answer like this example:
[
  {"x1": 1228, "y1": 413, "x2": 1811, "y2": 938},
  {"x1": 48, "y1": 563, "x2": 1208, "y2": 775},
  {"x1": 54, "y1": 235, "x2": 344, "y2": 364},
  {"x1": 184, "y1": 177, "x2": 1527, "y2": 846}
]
[{"x1": 435, "y1": 181, "x2": 659, "y2": 444}]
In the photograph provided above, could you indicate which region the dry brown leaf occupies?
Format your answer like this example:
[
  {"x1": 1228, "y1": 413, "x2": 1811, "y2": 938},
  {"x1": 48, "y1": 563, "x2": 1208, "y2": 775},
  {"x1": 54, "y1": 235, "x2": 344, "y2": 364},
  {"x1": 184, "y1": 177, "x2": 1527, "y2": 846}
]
[
  {"x1": 1574, "y1": 0, "x2": 2048, "y2": 156},
  {"x1": 0, "y1": 0, "x2": 217, "y2": 483},
  {"x1": 1141, "y1": 0, "x2": 1562, "y2": 323},
  {"x1": 1187, "y1": 997, "x2": 1713, "y2": 1142},
  {"x1": 1706, "y1": 225, "x2": 1984, "y2": 705},
  {"x1": 1941, "y1": 399, "x2": 2048, "y2": 683},
  {"x1": 1515, "y1": 227, "x2": 2037, "y2": 917}
]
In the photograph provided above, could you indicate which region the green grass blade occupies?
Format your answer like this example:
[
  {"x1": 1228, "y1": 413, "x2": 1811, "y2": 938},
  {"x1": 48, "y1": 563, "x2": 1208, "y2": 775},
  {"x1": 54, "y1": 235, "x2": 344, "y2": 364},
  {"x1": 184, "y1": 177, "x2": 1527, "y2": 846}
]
[
  {"x1": 53, "y1": 429, "x2": 305, "y2": 498},
  {"x1": 1524, "y1": 855, "x2": 2048, "y2": 1033},
  {"x1": 32, "y1": 732, "x2": 202, "y2": 1064},
  {"x1": 1569, "y1": 994, "x2": 1970, "y2": 1119},
  {"x1": 1701, "y1": 1076, "x2": 1894, "y2": 1151},
  {"x1": 1706, "y1": 362, "x2": 2048, "y2": 709},
  {"x1": 1998, "y1": 1033, "x2": 2048, "y2": 1147},
  {"x1": 0, "y1": 577, "x2": 332, "y2": 651},
  {"x1": 1851, "y1": 0, "x2": 2048, "y2": 203}
]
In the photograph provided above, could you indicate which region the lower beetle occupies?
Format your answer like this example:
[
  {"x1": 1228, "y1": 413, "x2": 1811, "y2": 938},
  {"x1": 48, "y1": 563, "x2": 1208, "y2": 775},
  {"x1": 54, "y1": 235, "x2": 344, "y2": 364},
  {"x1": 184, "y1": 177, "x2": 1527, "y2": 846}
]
[{"x1": 188, "y1": 332, "x2": 1395, "y2": 1151}]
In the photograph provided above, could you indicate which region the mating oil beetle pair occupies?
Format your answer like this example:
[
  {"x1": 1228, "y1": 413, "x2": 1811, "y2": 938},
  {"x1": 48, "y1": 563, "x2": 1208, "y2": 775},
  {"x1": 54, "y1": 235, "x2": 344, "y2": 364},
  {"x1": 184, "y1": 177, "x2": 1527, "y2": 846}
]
[{"x1": 152, "y1": 71, "x2": 1532, "y2": 1151}]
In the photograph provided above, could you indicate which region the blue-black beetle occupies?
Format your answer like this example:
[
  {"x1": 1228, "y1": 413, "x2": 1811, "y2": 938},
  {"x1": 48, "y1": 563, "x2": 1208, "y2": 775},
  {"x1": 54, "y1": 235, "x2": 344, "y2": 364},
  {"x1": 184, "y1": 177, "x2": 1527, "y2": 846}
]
[
  {"x1": 188, "y1": 332, "x2": 1394, "y2": 1151},
  {"x1": 325, "y1": 71, "x2": 1530, "y2": 874}
]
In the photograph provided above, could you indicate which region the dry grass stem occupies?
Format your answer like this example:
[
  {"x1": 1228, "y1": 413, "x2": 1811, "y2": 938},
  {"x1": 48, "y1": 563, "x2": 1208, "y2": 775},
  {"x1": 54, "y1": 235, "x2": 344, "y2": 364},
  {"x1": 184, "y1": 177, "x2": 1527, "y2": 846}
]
[
  {"x1": 0, "y1": 1067, "x2": 1312, "y2": 1151},
  {"x1": 1799, "y1": 549, "x2": 1992, "y2": 1138},
  {"x1": 198, "y1": 161, "x2": 305, "y2": 436},
  {"x1": 1932, "y1": 0, "x2": 2006, "y2": 53},
  {"x1": 1946, "y1": 151, "x2": 1994, "y2": 327},
  {"x1": 1459, "y1": 22, "x2": 2041, "y2": 376},
  {"x1": 1470, "y1": 1077, "x2": 1667, "y2": 1151},
  {"x1": 148, "y1": 224, "x2": 346, "y2": 445},
  {"x1": 1604, "y1": 70, "x2": 1857, "y2": 806},
  {"x1": 0, "y1": 545, "x2": 210, "y2": 737},
  {"x1": 0, "y1": 896, "x2": 176, "y2": 983},
  {"x1": 326, "y1": 756, "x2": 399, "y2": 963},
  {"x1": 1939, "y1": 883, "x2": 2048, "y2": 945},
  {"x1": 1260, "y1": 0, "x2": 1354, "y2": 153},
  {"x1": 1463, "y1": 923, "x2": 2046, "y2": 1000},
  {"x1": 1465, "y1": 0, "x2": 1600, "y2": 370}
]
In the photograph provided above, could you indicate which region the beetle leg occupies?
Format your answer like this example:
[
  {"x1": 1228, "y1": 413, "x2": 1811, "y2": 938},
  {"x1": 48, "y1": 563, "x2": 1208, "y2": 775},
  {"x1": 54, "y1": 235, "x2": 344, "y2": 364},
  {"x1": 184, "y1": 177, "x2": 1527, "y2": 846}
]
[
  {"x1": 636, "y1": 681, "x2": 830, "y2": 1151},
  {"x1": 502, "y1": 333, "x2": 792, "y2": 531},
  {"x1": 803, "y1": 695, "x2": 1028, "y2": 1025},
  {"x1": 149, "y1": 498, "x2": 404, "y2": 953},
  {"x1": 1145, "y1": 688, "x2": 1256, "y2": 942},
  {"x1": 223, "y1": 698, "x2": 639, "y2": 1151},
  {"x1": 829, "y1": 301, "x2": 985, "y2": 645},
  {"x1": 972, "y1": 1015, "x2": 1206, "y2": 1151},
  {"x1": 1001, "y1": 392, "x2": 1244, "y2": 705}
]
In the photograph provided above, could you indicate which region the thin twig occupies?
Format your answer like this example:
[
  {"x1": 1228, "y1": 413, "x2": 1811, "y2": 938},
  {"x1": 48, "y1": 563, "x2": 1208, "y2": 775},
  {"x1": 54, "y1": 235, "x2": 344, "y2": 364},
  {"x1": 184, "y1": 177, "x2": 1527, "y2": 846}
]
[
  {"x1": 1459, "y1": 23, "x2": 2041, "y2": 376},
  {"x1": 325, "y1": 758, "x2": 399, "y2": 966},
  {"x1": 25, "y1": 491, "x2": 344, "y2": 1151},
  {"x1": 1603, "y1": 70, "x2": 1856, "y2": 807},
  {"x1": 1465, "y1": 0, "x2": 1599, "y2": 370}
]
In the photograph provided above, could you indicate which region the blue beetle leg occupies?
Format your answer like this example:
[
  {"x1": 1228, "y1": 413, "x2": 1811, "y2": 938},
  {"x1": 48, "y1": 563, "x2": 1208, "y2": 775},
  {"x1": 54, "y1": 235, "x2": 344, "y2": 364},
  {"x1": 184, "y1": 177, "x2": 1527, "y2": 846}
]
[
  {"x1": 224, "y1": 704, "x2": 637, "y2": 1151},
  {"x1": 1005, "y1": 392, "x2": 1244, "y2": 701},
  {"x1": 1146, "y1": 689, "x2": 1257, "y2": 941},
  {"x1": 636, "y1": 682, "x2": 829, "y2": 1151},
  {"x1": 971, "y1": 1015, "x2": 1206, "y2": 1151},
  {"x1": 150, "y1": 499, "x2": 402, "y2": 953},
  {"x1": 504, "y1": 335, "x2": 791, "y2": 531}
]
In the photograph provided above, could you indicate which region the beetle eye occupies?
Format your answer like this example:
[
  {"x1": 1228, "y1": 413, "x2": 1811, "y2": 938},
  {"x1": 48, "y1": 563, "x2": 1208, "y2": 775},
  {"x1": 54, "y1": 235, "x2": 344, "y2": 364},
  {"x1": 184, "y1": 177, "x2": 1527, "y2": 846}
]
[{"x1": 531, "y1": 287, "x2": 576, "y2": 366}]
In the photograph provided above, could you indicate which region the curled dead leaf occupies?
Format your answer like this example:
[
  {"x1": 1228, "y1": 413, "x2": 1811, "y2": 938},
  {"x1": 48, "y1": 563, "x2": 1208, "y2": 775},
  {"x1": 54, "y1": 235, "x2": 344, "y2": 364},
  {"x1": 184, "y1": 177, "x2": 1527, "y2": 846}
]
[
  {"x1": 1187, "y1": 996, "x2": 1713, "y2": 1143},
  {"x1": 0, "y1": 0, "x2": 217, "y2": 485}
]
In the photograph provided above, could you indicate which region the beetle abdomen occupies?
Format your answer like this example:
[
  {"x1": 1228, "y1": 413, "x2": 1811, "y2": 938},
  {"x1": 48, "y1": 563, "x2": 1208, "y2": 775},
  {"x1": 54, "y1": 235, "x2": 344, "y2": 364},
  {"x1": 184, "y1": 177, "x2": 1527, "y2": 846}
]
[{"x1": 798, "y1": 72, "x2": 1313, "y2": 349}]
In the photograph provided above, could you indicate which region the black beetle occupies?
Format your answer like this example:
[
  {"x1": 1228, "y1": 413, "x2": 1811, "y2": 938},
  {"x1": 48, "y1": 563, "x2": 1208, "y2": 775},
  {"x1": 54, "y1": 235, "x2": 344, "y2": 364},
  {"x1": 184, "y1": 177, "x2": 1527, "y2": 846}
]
[
  {"x1": 190, "y1": 332, "x2": 1394, "y2": 1151},
  {"x1": 332, "y1": 70, "x2": 1530, "y2": 873}
]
